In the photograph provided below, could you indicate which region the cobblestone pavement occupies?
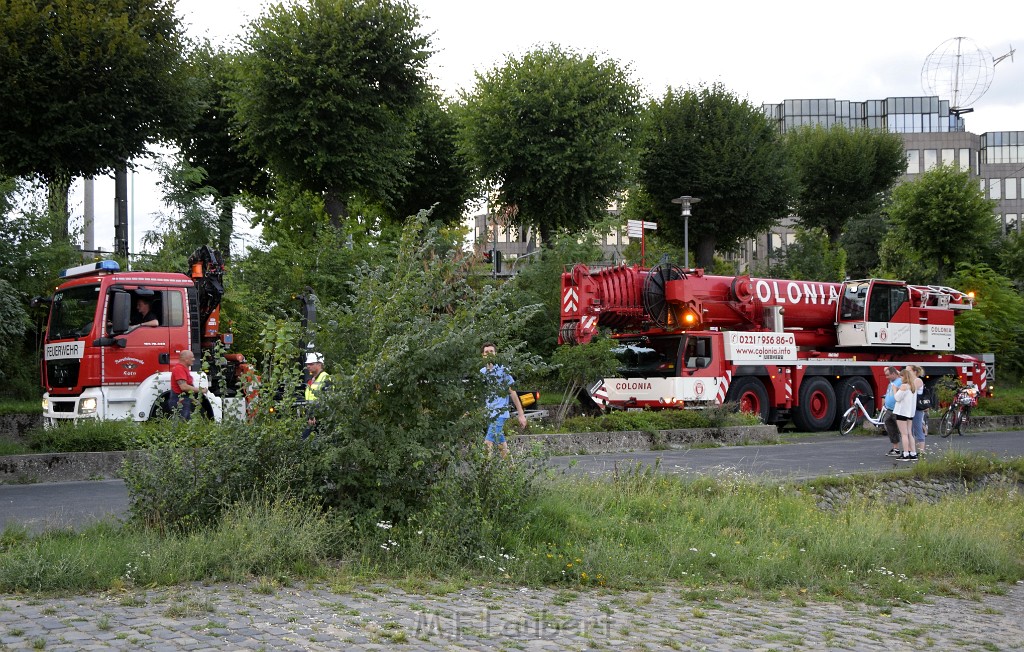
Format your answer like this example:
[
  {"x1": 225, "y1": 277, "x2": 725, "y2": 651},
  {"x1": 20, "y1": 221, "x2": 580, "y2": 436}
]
[{"x1": 1, "y1": 581, "x2": 1022, "y2": 651}]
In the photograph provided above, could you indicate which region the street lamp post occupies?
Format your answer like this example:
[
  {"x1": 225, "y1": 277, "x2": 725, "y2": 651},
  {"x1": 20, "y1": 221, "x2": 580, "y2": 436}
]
[{"x1": 671, "y1": 195, "x2": 700, "y2": 270}]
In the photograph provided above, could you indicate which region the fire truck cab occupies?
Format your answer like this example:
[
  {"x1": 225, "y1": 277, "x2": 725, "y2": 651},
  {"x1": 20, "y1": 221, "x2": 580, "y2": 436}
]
[{"x1": 41, "y1": 253, "x2": 247, "y2": 424}]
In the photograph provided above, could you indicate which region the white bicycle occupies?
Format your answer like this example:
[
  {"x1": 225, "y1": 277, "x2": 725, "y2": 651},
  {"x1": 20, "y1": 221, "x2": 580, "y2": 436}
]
[{"x1": 839, "y1": 391, "x2": 890, "y2": 435}]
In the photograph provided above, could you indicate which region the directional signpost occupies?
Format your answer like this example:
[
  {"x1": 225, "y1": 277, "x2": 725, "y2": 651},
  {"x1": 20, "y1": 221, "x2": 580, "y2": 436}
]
[{"x1": 627, "y1": 219, "x2": 658, "y2": 266}]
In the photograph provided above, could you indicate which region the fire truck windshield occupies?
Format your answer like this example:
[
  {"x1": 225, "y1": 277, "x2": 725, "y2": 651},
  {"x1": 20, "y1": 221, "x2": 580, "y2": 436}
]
[
  {"x1": 613, "y1": 335, "x2": 682, "y2": 377},
  {"x1": 48, "y1": 284, "x2": 100, "y2": 341}
]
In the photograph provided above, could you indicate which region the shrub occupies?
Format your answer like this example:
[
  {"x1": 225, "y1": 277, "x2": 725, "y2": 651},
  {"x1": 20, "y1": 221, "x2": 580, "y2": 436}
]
[
  {"x1": 27, "y1": 420, "x2": 135, "y2": 452},
  {"x1": 125, "y1": 217, "x2": 541, "y2": 532}
]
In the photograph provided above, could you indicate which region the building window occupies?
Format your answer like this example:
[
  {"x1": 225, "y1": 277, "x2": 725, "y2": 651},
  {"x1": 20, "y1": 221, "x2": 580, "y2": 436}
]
[
  {"x1": 941, "y1": 149, "x2": 954, "y2": 165},
  {"x1": 1007, "y1": 214, "x2": 1019, "y2": 234},
  {"x1": 958, "y1": 148, "x2": 972, "y2": 171},
  {"x1": 1006, "y1": 179, "x2": 1018, "y2": 200},
  {"x1": 924, "y1": 150, "x2": 938, "y2": 171},
  {"x1": 990, "y1": 179, "x2": 1002, "y2": 200},
  {"x1": 906, "y1": 150, "x2": 920, "y2": 174}
]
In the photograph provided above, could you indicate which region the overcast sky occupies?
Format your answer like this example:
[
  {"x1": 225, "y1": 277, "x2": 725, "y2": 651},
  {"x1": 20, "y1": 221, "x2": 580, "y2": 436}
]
[{"x1": 77, "y1": 0, "x2": 1023, "y2": 255}]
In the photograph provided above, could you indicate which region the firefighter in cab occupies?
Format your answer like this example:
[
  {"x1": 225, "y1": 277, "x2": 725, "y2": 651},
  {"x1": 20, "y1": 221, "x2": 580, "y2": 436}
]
[{"x1": 302, "y1": 352, "x2": 332, "y2": 439}]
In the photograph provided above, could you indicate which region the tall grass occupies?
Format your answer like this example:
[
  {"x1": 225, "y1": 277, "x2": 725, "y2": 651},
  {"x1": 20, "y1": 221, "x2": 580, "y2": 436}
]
[
  {"x1": 493, "y1": 468, "x2": 1023, "y2": 601},
  {"x1": 1, "y1": 454, "x2": 1021, "y2": 601},
  {"x1": 0, "y1": 498, "x2": 344, "y2": 593}
]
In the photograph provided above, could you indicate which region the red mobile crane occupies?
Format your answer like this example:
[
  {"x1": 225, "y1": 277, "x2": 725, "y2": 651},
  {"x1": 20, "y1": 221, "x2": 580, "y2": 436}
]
[
  {"x1": 40, "y1": 247, "x2": 252, "y2": 423},
  {"x1": 559, "y1": 262, "x2": 986, "y2": 431}
]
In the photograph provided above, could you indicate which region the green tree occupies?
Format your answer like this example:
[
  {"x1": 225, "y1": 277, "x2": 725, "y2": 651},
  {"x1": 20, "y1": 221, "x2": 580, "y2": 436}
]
[
  {"x1": 233, "y1": 0, "x2": 430, "y2": 227},
  {"x1": 460, "y1": 44, "x2": 640, "y2": 242},
  {"x1": 636, "y1": 83, "x2": 792, "y2": 269},
  {"x1": 754, "y1": 227, "x2": 846, "y2": 282},
  {"x1": 785, "y1": 125, "x2": 905, "y2": 243},
  {"x1": 390, "y1": 92, "x2": 475, "y2": 225},
  {"x1": 947, "y1": 264, "x2": 1024, "y2": 376},
  {"x1": 996, "y1": 230, "x2": 1024, "y2": 292},
  {"x1": 879, "y1": 164, "x2": 999, "y2": 283},
  {"x1": 0, "y1": 178, "x2": 80, "y2": 397},
  {"x1": 176, "y1": 44, "x2": 269, "y2": 257},
  {"x1": 839, "y1": 210, "x2": 888, "y2": 278},
  {"x1": 506, "y1": 226, "x2": 606, "y2": 359},
  {"x1": 0, "y1": 0, "x2": 195, "y2": 238}
]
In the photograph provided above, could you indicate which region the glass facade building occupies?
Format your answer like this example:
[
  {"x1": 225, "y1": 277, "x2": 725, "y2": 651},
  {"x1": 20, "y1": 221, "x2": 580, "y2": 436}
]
[{"x1": 763, "y1": 96, "x2": 965, "y2": 134}]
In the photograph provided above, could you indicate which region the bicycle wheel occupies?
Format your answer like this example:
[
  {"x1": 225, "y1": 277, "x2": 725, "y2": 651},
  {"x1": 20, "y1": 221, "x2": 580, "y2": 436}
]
[
  {"x1": 939, "y1": 409, "x2": 955, "y2": 438},
  {"x1": 957, "y1": 407, "x2": 971, "y2": 435},
  {"x1": 839, "y1": 408, "x2": 859, "y2": 435}
]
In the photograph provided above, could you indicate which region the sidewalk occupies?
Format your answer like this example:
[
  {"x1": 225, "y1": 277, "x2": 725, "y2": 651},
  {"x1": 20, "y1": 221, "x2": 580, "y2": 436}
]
[{"x1": 2, "y1": 580, "x2": 1022, "y2": 651}]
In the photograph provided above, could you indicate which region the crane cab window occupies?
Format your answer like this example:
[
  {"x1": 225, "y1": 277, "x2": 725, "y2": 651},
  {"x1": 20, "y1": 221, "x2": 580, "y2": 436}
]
[
  {"x1": 683, "y1": 336, "x2": 712, "y2": 369},
  {"x1": 614, "y1": 335, "x2": 682, "y2": 377},
  {"x1": 867, "y1": 284, "x2": 908, "y2": 323},
  {"x1": 839, "y1": 281, "x2": 869, "y2": 321}
]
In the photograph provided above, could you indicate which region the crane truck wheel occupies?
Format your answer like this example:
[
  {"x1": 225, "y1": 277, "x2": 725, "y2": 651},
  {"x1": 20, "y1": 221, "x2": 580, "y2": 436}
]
[
  {"x1": 832, "y1": 377, "x2": 873, "y2": 429},
  {"x1": 793, "y1": 377, "x2": 837, "y2": 432},
  {"x1": 725, "y1": 377, "x2": 771, "y2": 424}
]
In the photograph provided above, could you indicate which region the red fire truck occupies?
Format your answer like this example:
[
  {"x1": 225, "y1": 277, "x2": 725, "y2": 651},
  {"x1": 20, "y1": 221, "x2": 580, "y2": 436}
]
[
  {"x1": 559, "y1": 262, "x2": 987, "y2": 431},
  {"x1": 40, "y1": 247, "x2": 252, "y2": 424}
]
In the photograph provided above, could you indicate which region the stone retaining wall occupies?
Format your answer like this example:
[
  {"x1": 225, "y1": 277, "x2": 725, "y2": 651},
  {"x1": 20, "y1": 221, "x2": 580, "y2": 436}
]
[
  {"x1": 0, "y1": 451, "x2": 129, "y2": 484},
  {"x1": 0, "y1": 413, "x2": 43, "y2": 445},
  {"x1": 812, "y1": 473, "x2": 1022, "y2": 510},
  {"x1": 511, "y1": 425, "x2": 780, "y2": 456}
]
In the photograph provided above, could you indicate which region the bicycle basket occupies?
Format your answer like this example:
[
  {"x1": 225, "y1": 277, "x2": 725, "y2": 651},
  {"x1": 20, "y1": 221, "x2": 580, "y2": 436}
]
[{"x1": 956, "y1": 389, "x2": 979, "y2": 407}]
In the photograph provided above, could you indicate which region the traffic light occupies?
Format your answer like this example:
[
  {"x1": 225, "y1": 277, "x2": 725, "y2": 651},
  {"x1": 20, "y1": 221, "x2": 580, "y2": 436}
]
[{"x1": 482, "y1": 249, "x2": 502, "y2": 273}]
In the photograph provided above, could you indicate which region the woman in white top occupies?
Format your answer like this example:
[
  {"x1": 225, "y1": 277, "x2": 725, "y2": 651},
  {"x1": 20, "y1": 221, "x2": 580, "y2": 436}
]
[{"x1": 893, "y1": 368, "x2": 918, "y2": 461}]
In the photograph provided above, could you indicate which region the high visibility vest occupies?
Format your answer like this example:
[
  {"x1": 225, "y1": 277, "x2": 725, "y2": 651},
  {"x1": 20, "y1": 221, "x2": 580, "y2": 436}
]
[{"x1": 305, "y1": 371, "x2": 330, "y2": 402}]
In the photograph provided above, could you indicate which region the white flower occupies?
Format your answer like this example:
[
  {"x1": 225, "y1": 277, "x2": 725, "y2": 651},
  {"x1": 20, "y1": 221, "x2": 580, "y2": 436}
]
[
  {"x1": 376, "y1": 521, "x2": 393, "y2": 530},
  {"x1": 689, "y1": 548, "x2": 698, "y2": 552},
  {"x1": 710, "y1": 552, "x2": 717, "y2": 558}
]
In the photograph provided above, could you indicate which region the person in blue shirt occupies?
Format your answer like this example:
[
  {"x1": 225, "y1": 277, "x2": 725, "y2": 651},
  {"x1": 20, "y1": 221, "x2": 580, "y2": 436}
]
[
  {"x1": 481, "y1": 342, "x2": 527, "y2": 458},
  {"x1": 881, "y1": 366, "x2": 902, "y2": 457}
]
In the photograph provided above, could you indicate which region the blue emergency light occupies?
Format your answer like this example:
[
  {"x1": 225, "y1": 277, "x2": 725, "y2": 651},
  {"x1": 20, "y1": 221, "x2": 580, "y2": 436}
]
[{"x1": 59, "y1": 260, "x2": 120, "y2": 279}]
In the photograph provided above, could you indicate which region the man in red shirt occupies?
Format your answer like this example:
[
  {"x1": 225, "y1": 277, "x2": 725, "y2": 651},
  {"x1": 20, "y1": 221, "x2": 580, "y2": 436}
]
[{"x1": 168, "y1": 349, "x2": 206, "y2": 420}]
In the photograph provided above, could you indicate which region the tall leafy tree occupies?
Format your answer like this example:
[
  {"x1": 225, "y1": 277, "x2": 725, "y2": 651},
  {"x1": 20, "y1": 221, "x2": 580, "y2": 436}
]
[
  {"x1": 389, "y1": 92, "x2": 474, "y2": 225},
  {"x1": 233, "y1": 0, "x2": 430, "y2": 228},
  {"x1": 840, "y1": 209, "x2": 888, "y2": 278},
  {"x1": 879, "y1": 164, "x2": 1000, "y2": 283},
  {"x1": 460, "y1": 45, "x2": 640, "y2": 242},
  {"x1": 176, "y1": 44, "x2": 269, "y2": 257},
  {"x1": 636, "y1": 83, "x2": 792, "y2": 268},
  {"x1": 947, "y1": 264, "x2": 1024, "y2": 375},
  {"x1": 786, "y1": 124, "x2": 906, "y2": 243},
  {"x1": 0, "y1": 0, "x2": 196, "y2": 238}
]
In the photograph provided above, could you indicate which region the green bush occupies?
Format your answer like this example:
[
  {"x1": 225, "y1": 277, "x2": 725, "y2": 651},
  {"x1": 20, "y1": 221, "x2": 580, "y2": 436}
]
[
  {"x1": 27, "y1": 420, "x2": 135, "y2": 452},
  {"x1": 121, "y1": 414, "x2": 321, "y2": 533},
  {"x1": 125, "y1": 217, "x2": 542, "y2": 532}
]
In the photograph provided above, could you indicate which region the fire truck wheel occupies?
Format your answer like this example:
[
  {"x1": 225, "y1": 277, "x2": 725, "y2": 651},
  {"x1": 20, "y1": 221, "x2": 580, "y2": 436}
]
[
  {"x1": 725, "y1": 377, "x2": 770, "y2": 423},
  {"x1": 832, "y1": 377, "x2": 872, "y2": 429},
  {"x1": 149, "y1": 393, "x2": 173, "y2": 419},
  {"x1": 793, "y1": 377, "x2": 837, "y2": 432}
]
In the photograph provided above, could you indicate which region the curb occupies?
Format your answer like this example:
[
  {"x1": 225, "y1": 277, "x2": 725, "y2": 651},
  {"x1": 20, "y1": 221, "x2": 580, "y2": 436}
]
[{"x1": 0, "y1": 426, "x2": 780, "y2": 485}]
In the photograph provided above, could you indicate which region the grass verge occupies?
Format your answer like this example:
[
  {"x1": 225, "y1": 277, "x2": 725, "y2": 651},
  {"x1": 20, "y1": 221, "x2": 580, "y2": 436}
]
[{"x1": 2, "y1": 452, "x2": 1021, "y2": 602}]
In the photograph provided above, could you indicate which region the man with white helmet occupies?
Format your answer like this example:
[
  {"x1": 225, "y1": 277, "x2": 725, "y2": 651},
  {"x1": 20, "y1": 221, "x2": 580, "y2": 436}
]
[{"x1": 302, "y1": 352, "x2": 331, "y2": 439}]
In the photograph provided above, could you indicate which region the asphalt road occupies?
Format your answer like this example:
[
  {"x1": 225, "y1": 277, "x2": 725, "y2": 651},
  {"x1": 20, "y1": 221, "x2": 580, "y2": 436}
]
[
  {"x1": 2, "y1": 430, "x2": 1023, "y2": 533},
  {"x1": 550, "y1": 428, "x2": 1024, "y2": 480}
]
